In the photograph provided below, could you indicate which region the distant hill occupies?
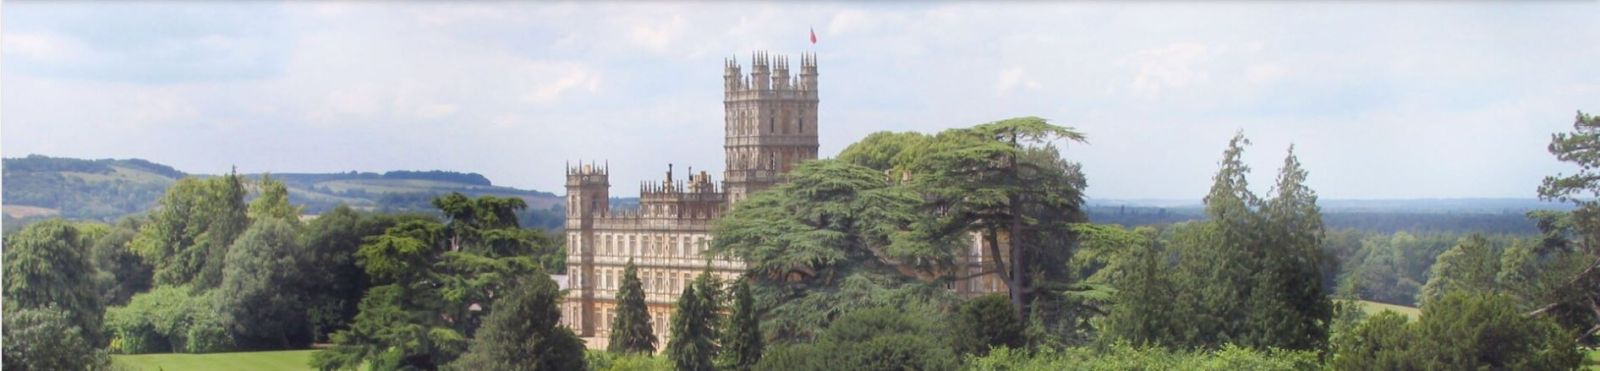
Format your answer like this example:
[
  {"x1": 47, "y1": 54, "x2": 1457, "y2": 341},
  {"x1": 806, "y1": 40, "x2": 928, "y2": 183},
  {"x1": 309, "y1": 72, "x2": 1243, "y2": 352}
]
[
  {"x1": 2, "y1": 155, "x2": 565, "y2": 229},
  {"x1": 1086, "y1": 198, "x2": 1574, "y2": 234}
]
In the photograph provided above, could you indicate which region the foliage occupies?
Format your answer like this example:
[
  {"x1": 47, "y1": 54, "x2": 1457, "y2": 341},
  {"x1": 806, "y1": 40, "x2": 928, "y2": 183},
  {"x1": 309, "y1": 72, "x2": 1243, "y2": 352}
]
[
  {"x1": 1116, "y1": 134, "x2": 1331, "y2": 351},
  {"x1": 712, "y1": 159, "x2": 960, "y2": 342},
  {"x1": 952, "y1": 294, "x2": 1026, "y2": 356},
  {"x1": 905, "y1": 117, "x2": 1088, "y2": 319},
  {"x1": 3, "y1": 219, "x2": 106, "y2": 346},
  {"x1": 609, "y1": 261, "x2": 658, "y2": 354},
  {"x1": 299, "y1": 206, "x2": 422, "y2": 342},
  {"x1": 718, "y1": 279, "x2": 763, "y2": 371},
  {"x1": 3, "y1": 305, "x2": 111, "y2": 371},
  {"x1": 217, "y1": 218, "x2": 313, "y2": 350},
  {"x1": 132, "y1": 172, "x2": 250, "y2": 289},
  {"x1": 1329, "y1": 292, "x2": 1583, "y2": 370},
  {"x1": 313, "y1": 193, "x2": 552, "y2": 370},
  {"x1": 89, "y1": 218, "x2": 153, "y2": 307},
  {"x1": 964, "y1": 343, "x2": 1319, "y2": 371},
  {"x1": 836, "y1": 131, "x2": 933, "y2": 172},
  {"x1": 1416, "y1": 234, "x2": 1501, "y2": 305},
  {"x1": 105, "y1": 286, "x2": 233, "y2": 354},
  {"x1": 447, "y1": 273, "x2": 585, "y2": 371},
  {"x1": 584, "y1": 350, "x2": 671, "y2": 371},
  {"x1": 669, "y1": 270, "x2": 723, "y2": 371},
  {"x1": 248, "y1": 174, "x2": 303, "y2": 225},
  {"x1": 752, "y1": 307, "x2": 958, "y2": 371},
  {"x1": 1, "y1": 155, "x2": 180, "y2": 220}
]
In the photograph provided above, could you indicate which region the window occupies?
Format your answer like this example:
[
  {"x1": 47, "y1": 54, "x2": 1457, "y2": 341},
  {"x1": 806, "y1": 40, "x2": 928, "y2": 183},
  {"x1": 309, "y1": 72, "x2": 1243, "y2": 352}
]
[{"x1": 798, "y1": 117, "x2": 804, "y2": 133}]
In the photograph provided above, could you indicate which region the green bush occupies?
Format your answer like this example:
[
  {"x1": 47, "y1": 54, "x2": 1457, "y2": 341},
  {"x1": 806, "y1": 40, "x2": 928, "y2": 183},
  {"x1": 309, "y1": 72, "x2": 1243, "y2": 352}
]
[
  {"x1": 754, "y1": 307, "x2": 958, "y2": 371},
  {"x1": 965, "y1": 343, "x2": 1319, "y2": 371},
  {"x1": 104, "y1": 286, "x2": 234, "y2": 354},
  {"x1": 584, "y1": 350, "x2": 669, "y2": 371}
]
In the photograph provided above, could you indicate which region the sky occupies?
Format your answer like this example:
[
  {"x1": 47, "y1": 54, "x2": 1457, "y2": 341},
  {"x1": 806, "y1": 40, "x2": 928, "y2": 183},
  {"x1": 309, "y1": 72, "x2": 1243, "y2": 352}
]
[{"x1": 4, "y1": 2, "x2": 1597, "y2": 200}]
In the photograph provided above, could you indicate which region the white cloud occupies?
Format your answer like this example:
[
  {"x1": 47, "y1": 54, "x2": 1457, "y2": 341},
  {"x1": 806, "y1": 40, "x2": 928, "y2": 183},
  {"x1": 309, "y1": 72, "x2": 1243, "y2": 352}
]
[{"x1": 1125, "y1": 43, "x2": 1212, "y2": 99}]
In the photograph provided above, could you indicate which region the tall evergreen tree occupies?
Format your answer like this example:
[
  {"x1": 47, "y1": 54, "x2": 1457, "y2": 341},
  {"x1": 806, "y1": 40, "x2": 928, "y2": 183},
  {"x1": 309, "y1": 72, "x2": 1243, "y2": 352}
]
[
  {"x1": 1104, "y1": 235, "x2": 1179, "y2": 346},
  {"x1": 448, "y1": 274, "x2": 585, "y2": 371},
  {"x1": 719, "y1": 279, "x2": 763, "y2": 371},
  {"x1": 668, "y1": 271, "x2": 719, "y2": 371},
  {"x1": 1244, "y1": 146, "x2": 1332, "y2": 350},
  {"x1": 609, "y1": 261, "x2": 657, "y2": 354},
  {"x1": 1170, "y1": 132, "x2": 1261, "y2": 347}
]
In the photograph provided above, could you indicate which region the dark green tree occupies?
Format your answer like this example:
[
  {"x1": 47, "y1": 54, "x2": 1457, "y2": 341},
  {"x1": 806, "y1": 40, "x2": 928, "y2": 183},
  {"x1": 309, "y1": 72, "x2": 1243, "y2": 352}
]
[
  {"x1": 907, "y1": 117, "x2": 1088, "y2": 319},
  {"x1": 218, "y1": 218, "x2": 312, "y2": 349},
  {"x1": 753, "y1": 307, "x2": 957, "y2": 371},
  {"x1": 719, "y1": 279, "x2": 763, "y2": 371},
  {"x1": 1103, "y1": 234, "x2": 1180, "y2": 347},
  {"x1": 668, "y1": 271, "x2": 720, "y2": 371},
  {"x1": 711, "y1": 159, "x2": 957, "y2": 341},
  {"x1": 313, "y1": 194, "x2": 550, "y2": 370},
  {"x1": 447, "y1": 273, "x2": 585, "y2": 371},
  {"x1": 1243, "y1": 146, "x2": 1332, "y2": 351},
  {"x1": 89, "y1": 218, "x2": 152, "y2": 307},
  {"x1": 1329, "y1": 292, "x2": 1582, "y2": 370},
  {"x1": 2, "y1": 306, "x2": 108, "y2": 371},
  {"x1": 951, "y1": 294, "x2": 1025, "y2": 356},
  {"x1": 3, "y1": 219, "x2": 105, "y2": 346},
  {"x1": 1532, "y1": 110, "x2": 1600, "y2": 344},
  {"x1": 609, "y1": 261, "x2": 657, "y2": 354}
]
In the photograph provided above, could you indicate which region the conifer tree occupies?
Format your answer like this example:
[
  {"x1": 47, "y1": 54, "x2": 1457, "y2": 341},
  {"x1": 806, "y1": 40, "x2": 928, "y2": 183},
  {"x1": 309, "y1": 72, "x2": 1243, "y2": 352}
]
[
  {"x1": 449, "y1": 274, "x2": 585, "y2": 371},
  {"x1": 609, "y1": 261, "x2": 657, "y2": 354},
  {"x1": 669, "y1": 270, "x2": 720, "y2": 371},
  {"x1": 719, "y1": 279, "x2": 763, "y2": 371},
  {"x1": 1244, "y1": 146, "x2": 1332, "y2": 350}
]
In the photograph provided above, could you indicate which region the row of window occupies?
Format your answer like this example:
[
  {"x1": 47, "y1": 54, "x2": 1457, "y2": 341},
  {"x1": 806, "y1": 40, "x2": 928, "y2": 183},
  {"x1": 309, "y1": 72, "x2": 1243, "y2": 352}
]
[{"x1": 597, "y1": 267, "x2": 739, "y2": 296}]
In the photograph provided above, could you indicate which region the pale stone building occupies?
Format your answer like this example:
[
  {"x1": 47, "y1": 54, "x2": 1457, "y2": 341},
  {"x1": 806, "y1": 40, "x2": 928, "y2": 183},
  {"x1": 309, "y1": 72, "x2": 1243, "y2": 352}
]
[{"x1": 561, "y1": 52, "x2": 1003, "y2": 344}]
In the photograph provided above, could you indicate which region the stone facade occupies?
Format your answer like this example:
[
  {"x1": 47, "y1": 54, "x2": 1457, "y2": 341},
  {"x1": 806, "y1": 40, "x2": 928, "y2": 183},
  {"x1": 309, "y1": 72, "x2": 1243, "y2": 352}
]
[{"x1": 560, "y1": 52, "x2": 1003, "y2": 344}]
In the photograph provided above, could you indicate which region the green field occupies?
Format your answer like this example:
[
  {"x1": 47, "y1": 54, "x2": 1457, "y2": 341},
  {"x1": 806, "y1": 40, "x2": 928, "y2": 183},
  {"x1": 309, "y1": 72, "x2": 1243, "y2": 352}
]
[
  {"x1": 113, "y1": 350, "x2": 316, "y2": 371},
  {"x1": 1587, "y1": 349, "x2": 1599, "y2": 370},
  {"x1": 1352, "y1": 299, "x2": 1421, "y2": 318}
]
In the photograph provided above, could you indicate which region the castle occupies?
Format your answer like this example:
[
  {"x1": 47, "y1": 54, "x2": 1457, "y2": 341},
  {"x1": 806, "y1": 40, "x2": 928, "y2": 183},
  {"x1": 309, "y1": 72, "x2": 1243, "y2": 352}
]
[{"x1": 560, "y1": 52, "x2": 1003, "y2": 344}]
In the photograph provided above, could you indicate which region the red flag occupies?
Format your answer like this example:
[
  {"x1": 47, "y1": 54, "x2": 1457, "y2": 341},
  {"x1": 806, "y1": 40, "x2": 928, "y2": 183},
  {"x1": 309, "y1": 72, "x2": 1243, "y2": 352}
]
[{"x1": 810, "y1": 27, "x2": 817, "y2": 44}]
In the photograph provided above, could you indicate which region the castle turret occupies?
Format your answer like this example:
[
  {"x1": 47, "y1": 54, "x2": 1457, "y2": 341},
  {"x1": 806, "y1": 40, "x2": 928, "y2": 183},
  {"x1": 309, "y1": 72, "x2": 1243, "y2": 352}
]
[
  {"x1": 563, "y1": 161, "x2": 609, "y2": 336},
  {"x1": 722, "y1": 51, "x2": 819, "y2": 203}
]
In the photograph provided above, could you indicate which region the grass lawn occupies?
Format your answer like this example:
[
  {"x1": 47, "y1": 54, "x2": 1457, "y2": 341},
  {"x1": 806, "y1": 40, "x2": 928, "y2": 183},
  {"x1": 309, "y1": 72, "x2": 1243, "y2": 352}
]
[
  {"x1": 113, "y1": 349, "x2": 316, "y2": 371},
  {"x1": 1351, "y1": 299, "x2": 1421, "y2": 318},
  {"x1": 1586, "y1": 348, "x2": 1599, "y2": 370}
]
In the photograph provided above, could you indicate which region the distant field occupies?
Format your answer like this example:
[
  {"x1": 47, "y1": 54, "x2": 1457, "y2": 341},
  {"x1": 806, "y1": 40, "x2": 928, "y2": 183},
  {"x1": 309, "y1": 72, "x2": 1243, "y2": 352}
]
[
  {"x1": 2, "y1": 205, "x2": 59, "y2": 218},
  {"x1": 1587, "y1": 349, "x2": 1599, "y2": 370},
  {"x1": 113, "y1": 350, "x2": 315, "y2": 371},
  {"x1": 1351, "y1": 299, "x2": 1421, "y2": 318}
]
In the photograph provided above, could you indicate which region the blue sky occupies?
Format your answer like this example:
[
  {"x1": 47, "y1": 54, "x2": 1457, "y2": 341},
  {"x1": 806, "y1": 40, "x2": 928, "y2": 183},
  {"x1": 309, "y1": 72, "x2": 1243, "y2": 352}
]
[{"x1": 4, "y1": 2, "x2": 1597, "y2": 199}]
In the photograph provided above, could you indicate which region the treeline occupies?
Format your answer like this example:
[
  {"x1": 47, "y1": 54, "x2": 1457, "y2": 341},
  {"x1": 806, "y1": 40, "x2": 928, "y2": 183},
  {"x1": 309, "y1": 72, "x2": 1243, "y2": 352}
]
[
  {"x1": 1089, "y1": 206, "x2": 1540, "y2": 234},
  {"x1": 2, "y1": 171, "x2": 567, "y2": 370},
  {"x1": 7, "y1": 115, "x2": 1599, "y2": 370}
]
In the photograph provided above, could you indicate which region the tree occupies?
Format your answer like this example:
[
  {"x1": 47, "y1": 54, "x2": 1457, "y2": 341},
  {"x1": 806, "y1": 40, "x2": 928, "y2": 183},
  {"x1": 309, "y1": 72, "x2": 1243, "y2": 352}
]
[
  {"x1": 89, "y1": 218, "x2": 153, "y2": 307},
  {"x1": 447, "y1": 274, "x2": 585, "y2": 371},
  {"x1": 719, "y1": 279, "x2": 763, "y2": 371},
  {"x1": 609, "y1": 261, "x2": 657, "y2": 354},
  {"x1": 249, "y1": 174, "x2": 302, "y2": 225},
  {"x1": 1243, "y1": 146, "x2": 1332, "y2": 351},
  {"x1": 753, "y1": 307, "x2": 958, "y2": 371},
  {"x1": 1103, "y1": 233, "x2": 1180, "y2": 347},
  {"x1": 711, "y1": 159, "x2": 958, "y2": 341},
  {"x1": 314, "y1": 193, "x2": 551, "y2": 369},
  {"x1": 1532, "y1": 111, "x2": 1600, "y2": 344},
  {"x1": 300, "y1": 206, "x2": 418, "y2": 341},
  {"x1": 907, "y1": 117, "x2": 1088, "y2": 319},
  {"x1": 836, "y1": 131, "x2": 933, "y2": 172},
  {"x1": 1329, "y1": 292, "x2": 1582, "y2": 370},
  {"x1": 2, "y1": 306, "x2": 108, "y2": 371},
  {"x1": 218, "y1": 218, "x2": 312, "y2": 350},
  {"x1": 132, "y1": 172, "x2": 249, "y2": 289},
  {"x1": 668, "y1": 271, "x2": 720, "y2": 371},
  {"x1": 3, "y1": 219, "x2": 105, "y2": 346},
  {"x1": 1417, "y1": 235, "x2": 1501, "y2": 305},
  {"x1": 951, "y1": 294, "x2": 1026, "y2": 356}
]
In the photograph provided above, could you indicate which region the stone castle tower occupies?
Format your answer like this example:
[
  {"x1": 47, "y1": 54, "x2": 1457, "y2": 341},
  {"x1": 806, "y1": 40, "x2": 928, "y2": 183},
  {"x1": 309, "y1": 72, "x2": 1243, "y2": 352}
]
[
  {"x1": 722, "y1": 51, "x2": 820, "y2": 203},
  {"x1": 559, "y1": 52, "x2": 1004, "y2": 346}
]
